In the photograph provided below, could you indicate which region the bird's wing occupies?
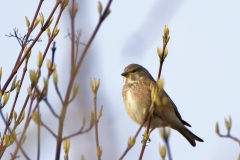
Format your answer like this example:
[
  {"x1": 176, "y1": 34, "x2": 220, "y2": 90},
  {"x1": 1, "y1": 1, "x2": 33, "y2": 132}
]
[{"x1": 163, "y1": 90, "x2": 191, "y2": 127}]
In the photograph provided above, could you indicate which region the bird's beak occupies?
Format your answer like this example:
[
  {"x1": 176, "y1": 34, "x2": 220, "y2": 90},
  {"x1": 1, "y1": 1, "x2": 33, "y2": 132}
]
[{"x1": 121, "y1": 72, "x2": 128, "y2": 77}]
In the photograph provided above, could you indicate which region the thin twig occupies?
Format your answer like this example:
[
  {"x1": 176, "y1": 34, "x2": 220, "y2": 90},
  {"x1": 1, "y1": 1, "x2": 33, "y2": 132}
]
[
  {"x1": 54, "y1": 84, "x2": 64, "y2": 104},
  {"x1": 41, "y1": 120, "x2": 57, "y2": 138},
  {"x1": 70, "y1": 0, "x2": 75, "y2": 70},
  {"x1": 157, "y1": 43, "x2": 166, "y2": 80},
  {"x1": 62, "y1": 125, "x2": 93, "y2": 140},
  {"x1": 43, "y1": 98, "x2": 60, "y2": 118},
  {"x1": 218, "y1": 133, "x2": 240, "y2": 143}
]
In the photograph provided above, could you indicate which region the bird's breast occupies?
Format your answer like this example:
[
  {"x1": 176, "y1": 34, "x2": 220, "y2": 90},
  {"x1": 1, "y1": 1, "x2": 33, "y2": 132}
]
[{"x1": 122, "y1": 82, "x2": 152, "y2": 124}]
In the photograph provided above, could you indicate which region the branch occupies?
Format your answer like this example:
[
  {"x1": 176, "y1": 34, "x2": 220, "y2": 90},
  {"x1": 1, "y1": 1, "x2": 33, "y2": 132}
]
[
  {"x1": 43, "y1": 98, "x2": 59, "y2": 119},
  {"x1": 62, "y1": 125, "x2": 93, "y2": 141},
  {"x1": 41, "y1": 120, "x2": 57, "y2": 138}
]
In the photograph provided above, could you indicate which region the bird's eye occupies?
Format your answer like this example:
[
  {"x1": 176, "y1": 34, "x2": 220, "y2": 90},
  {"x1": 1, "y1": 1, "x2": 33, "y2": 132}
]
[{"x1": 131, "y1": 69, "x2": 137, "y2": 73}]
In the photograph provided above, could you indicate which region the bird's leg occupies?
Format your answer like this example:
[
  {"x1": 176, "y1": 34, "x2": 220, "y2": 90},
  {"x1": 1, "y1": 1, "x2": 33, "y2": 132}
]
[
  {"x1": 141, "y1": 127, "x2": 156, "y2": 144},
  {"x1": 141, "y1": 134, "x2": 151, "y2": 145}
]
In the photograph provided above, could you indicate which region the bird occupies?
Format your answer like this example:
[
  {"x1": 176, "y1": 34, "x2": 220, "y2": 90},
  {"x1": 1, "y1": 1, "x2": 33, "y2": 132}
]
[{"x1": 121, "y1": 63, "x2": 203, "y2": 146}]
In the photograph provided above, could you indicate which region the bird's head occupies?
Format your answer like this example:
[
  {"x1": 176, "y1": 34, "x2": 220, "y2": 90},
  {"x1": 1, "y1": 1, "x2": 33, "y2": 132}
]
[{"x1": 121, "y1": 64, "x2": 154, "y2": 84}]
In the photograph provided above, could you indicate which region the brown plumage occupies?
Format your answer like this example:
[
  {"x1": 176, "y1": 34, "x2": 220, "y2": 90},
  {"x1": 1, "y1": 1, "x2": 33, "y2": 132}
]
[{"x1": 121, "y1": 63, "x2": 203, "y2": 146}]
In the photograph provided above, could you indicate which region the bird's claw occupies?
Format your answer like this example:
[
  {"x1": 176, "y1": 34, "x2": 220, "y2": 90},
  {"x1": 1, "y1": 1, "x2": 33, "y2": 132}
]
[{"x1": 141, "y1": 134, "x2": 151, "y2": 144}]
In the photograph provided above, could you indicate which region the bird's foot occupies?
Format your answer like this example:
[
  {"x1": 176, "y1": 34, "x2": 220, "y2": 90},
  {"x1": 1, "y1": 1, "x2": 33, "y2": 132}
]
[{"x1": 141, "y1": 134, "x2": 151, "y2": 145}]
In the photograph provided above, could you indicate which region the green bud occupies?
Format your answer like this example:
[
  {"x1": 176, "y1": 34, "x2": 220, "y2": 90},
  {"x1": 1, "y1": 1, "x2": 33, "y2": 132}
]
[
  {"x1": 25, "y1": 16, "x2": 30, "y2": 28},
  {"x1": 97, "y1": 146, "x2": 102, "y2": 157},
  {"x1": 3, "y1": 92, "x2": 10, "y2": 107},
  {"x1": 9, "y1": 130, "x2": 16, "y2": 145},
  {"x1": 53, "y1": 71, "x2": 58, "y2": 85},
  {"x1": 0, "y1": 67, "x2": 2, "y2": 81},
  {"x1": 89, "y1": 108, "x2": 95, "y2": 127},
  {"x1": 46, "y1": 27, "x2": 51, "y2": 39},
  {"x1": 215, "y1": 122, "x2": 219, "y2": 134},
  {"x1": 61, "y1": 0, "x2": 69, "y2": 9},
  {"x1": 72, "y1": 84, "x2": 79, "y2": 99},
  {"x1": 73, "y1": 4, "x2": 78, "y2": 16},
  {"x1": 27, "y1": 86, "x2": 32, "y2": 96},
  {"x1": 29, "y1": 70, "x2": 37, "y2": 85},
  {"x1": 46, "y1": 59, "x2": 51, "y2": 69},
  {"x1": 33, "y1": 19, "x2": 40, "y2": 29},
  {"x1": 225, "y1": 118, "x2": 231, "y2": 131},
  {"x1": 37, "y1": 52, "x2": 43, "y2": 67},
  {"x1": 163, "y1": 47, "x2": 168, "y2": 59},
  {"x1": 63, "y1": 138, "x2": 70, "y2": 154},
  {"x1": 159, "y1": 144, "x2": 166, "y2": 159},
  {"x1": 16, "y1": 82, "x2": 20, "y2": 93},
  {"x1": 10, "y1": 76, "x2": 17, "y2": 91},
  {"x1": 157, "y1": 79, "x2": 164, "y2": 91},
  {"x1": 39, "y1": 12, "x2": 44, "y2": 26},
  {"x1": 31, "y1": 112, "x2": 41, "y2": 125},
  {"x1": 163, "y1": 25, "x2": 169, "y2": 38},
  {"x1": 97, "y1": 105, "x2": 103, "y2": 120},
  {"x1": 127, "y1": 136, "x2": 135, "y2": 148},
  {"x1": 53, "y1": 25, "x2": 60, "y2": 39},
  {"x1": 90, "y1": 78, "x2": 100, "y2": 94},
  {"x1": 3, "y1": 134, "x2": 9, "y2": 146},
  {"x1": 157, "y1": 47, "x2": 162, "y2": 58},
  {"x1": 19, "y1": 110, "x2": 25, "y2": 124},
  {"x1": 97, "y1": 1, "x2": 103, "y2": 15},
  {"x1": 41, "y1": 78, "x2": 48, "y2": 99},
  {"x1": 13, "y1": 111, "x2": 17, "y2": 122}
]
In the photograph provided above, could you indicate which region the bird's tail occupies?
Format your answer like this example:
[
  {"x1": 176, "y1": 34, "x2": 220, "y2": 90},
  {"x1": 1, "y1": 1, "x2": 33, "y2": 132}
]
[{"x1": 178, "y1": 127, "x2": 204, "y2": 147}]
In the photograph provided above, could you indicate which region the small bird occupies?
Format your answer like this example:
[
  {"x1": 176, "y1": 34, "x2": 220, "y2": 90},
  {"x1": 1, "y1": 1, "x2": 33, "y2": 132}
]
[{"x1": 121, "y1": 63, "x2": 203, "y2": 146}]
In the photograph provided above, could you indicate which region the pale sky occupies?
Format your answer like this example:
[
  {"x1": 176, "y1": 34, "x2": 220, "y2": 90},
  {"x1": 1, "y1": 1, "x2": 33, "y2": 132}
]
[{"x1": 1, "y1": 0, "x2": 240, "y2": 159}]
